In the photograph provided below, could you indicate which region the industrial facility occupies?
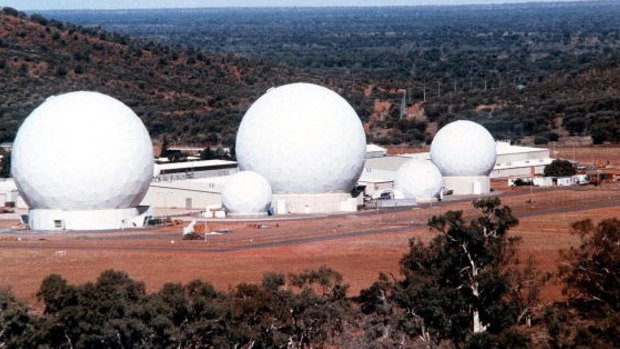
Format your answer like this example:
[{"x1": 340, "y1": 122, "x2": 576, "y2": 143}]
[{"x1": 5, "y1": 84, "x2": 562, "y2": 231}]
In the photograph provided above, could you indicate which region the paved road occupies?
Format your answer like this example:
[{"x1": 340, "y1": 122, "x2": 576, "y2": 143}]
[{"x1": 1, "y1": 195, "x2": 620, "y2": 254}]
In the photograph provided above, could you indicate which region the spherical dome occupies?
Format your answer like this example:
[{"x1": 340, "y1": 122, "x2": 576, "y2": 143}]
[
  {"x1": 395, "y1": 160, "x2": 443, "y2": 200},
  {"x1": 430, "y1": 120, "x2": 496, "y2": 176},
  {"x1": 12, "y1": 91, "x2": 154, "y2": 210},
  {"x1": 236, "y1": 82, "x2": 366, "y2": 194},
  {"x1": 221, "y1": 171, "x2": 272, "y2": 214}
]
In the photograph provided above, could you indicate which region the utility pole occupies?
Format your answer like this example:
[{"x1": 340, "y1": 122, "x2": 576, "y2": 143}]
[
  {"x1": 484, "y1": 76, "x2": 487, "y2": 93},
  {"x1": 399, "y1": 90, "x2": 407, "y2": 120},
  {"x1": 423, "y1": 79, "x2": 427, "y2": 102}
]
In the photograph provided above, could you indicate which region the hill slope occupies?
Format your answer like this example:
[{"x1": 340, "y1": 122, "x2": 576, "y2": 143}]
[
  {"x1": 0, "y1": 8, "x2": 299, "y2": 145},
  {"x1": 4, "y1": 5, "x2": 620, "y2": 148}
]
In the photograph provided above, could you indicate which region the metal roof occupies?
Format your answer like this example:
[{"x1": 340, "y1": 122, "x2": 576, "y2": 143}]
[
  {"x1": 154, "y1": 159, "x2": 237, "y2": 172},
  {"x1": 364, "y1": 156, "x2": 410, "y2": 171},
  {"x1": 366, "y1": 144, "x2": 387, "y2": 153}
]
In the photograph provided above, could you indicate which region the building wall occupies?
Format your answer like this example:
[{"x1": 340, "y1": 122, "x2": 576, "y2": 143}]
[
  {"x1": 154, "y1": 167, "x2": 237, "y2": 182},
  {"x1": 141, "y1": 185, "x2": 221, "y2": 210},
  {"x1": 443, "y1": 176, "x2": 491, "y2": 195},
  {"x1": 358, "y1": 180, "x2": 394, "y2": 198},
  {"x1": 28, "y1": 207, "x2": 146, "y2": 230},
  {"x1": 366, "y1": 151, "x2": 386, "y2": 159},
  {"x1": 272, "y1": 192, "x2": 354, "y2": 214},
  {"x1": 490, "y1": 165, "x2": 546, "y2": 179},
  {"x1": 497, "y1": 149, "x2": 549, "y2": 164}
]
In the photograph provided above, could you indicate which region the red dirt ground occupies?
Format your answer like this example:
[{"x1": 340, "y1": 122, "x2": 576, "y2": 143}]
[{"x1": 1, "y1": 146, "x2": 619, "y2": 308}]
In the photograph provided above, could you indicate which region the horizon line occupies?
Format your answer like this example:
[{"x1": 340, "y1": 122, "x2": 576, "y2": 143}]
[{"x1": 9, "y1": 0, "x2": 602, "y2": 12}]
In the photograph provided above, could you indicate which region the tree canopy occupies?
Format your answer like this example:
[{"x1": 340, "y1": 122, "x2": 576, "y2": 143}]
[{"x1": 544, "y1": 159, "x2": 577, "y2": 177}]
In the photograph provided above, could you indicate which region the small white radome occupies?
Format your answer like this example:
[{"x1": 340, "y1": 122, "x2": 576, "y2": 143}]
[
  {"x1": 430, "y1": 120, "x2": 496, "y2": 177},
  {"x1": 11, "y1": 91, "x2": 154, "y2": 211},
  {"x1": 221, "y1": 171, "x2": 272, "y2": 214},
  {"x1": 236, "y1": 82, "x2": 366, "y2": 194},
  {"x1": 394, "y1": 160, "x2": 443, "y2": 201}
]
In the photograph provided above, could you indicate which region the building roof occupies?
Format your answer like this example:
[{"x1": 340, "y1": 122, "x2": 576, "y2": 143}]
[
  {"x1": 167, "y1": 146, "x2": 206, "y2": 152},
  {"x1": 364, "y1": 156, "x2": 410, "y2": 171},
  {"x1": 365, "y1": 142, "x2": 554, "y2": 177},
  {"x1": 392, "y1": 142, "x2": 549, "y2": 162},
  {"x1": 359, "y1": 168, "x2": 396, "y2": 183},
  {"x1": 366, "y1": 144, "x2": 387, "y2": 153},
  {"x1": 495, "y1": 141, "x2": 549, "y2": 155},
  {"x1": 155, "y1": 159, "x2": 236, "y2": 171}
]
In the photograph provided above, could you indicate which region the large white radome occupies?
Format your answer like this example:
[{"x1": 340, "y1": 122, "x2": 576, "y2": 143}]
[
  {"x1": 430, "y1": 120, "x2": 496, "y2": 177},
  {"x1": 236, "y1": 83, "x2": 366, "y2": 194},
  {"x1": 221, "y1": 171, "x2": 272, "y2": 214},
  {"x1": 395, "y1": 160, "x2": 443, "y2": 201},
  {"x1": 12, "y1": 91, "x2": 154, "y2": 210}
]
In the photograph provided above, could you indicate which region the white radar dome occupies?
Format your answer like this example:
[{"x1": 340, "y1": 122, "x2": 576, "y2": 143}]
[
  {"x1": 395, "y1": 160, "x2": 443, "y2": 201},
  {"x1": 221, "y1": 171, "x2": 272, "y2": 214},
  {"x1": 236, "y1": 82, "x2": 366, "y2": 194},
  {"x1": 430, "y1": 120, "x2": 496, "y2": 176},
  {"x1": 12, "y1": 91, "x2": 154, "y2": 210}
]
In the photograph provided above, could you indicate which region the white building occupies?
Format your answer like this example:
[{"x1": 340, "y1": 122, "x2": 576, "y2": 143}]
[
  {"x1": 490, "y1": 141, "x2": 553, "y2": 178},
  {"x1": 142, "y1": 176, "x2": 229, "y2": 211},
  {"x1": 366, "y1": 144, "x2": 388, "y2": 158},
  {"x1": 362, "y1": 141, "x2": 554, "y2": 196},
  {"x1": 153, "y1": 159, "x2": 238, "y2": 181}
]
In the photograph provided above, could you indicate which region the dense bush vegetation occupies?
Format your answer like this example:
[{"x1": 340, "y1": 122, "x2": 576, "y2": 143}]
[
  {"x1": 2, "y1": 4, "x2": 620, "y2": 146},
  {"x1": 0, "y1": 7, "x2": 292, "y2": 146},
  {"x1": 41, "y1": 2, "x2": 620, "y2": 144}
]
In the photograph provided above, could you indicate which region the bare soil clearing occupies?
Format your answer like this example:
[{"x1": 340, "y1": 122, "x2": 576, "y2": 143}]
[{"x1": 1, "y1": 146, "x2": 619, "y2": 307}]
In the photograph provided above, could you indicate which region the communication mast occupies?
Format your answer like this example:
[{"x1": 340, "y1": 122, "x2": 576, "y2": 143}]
[{"x1": 399, "y1": 90, "x2": 407, "y2": 120}]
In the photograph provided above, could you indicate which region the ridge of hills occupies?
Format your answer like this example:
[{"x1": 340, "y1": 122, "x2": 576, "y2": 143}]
[
  {"x1": 3, "y1": 4, "x2": 620, "y2": 148},
  {"x1": 0, "y1": 7, "x2": 305, "y2": 146},
  {"x1": 45, "y1": 3, "x2": 620, "y2": 147}
]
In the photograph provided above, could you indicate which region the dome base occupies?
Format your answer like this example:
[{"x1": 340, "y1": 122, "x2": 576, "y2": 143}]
[
  {"x1": 27, "y1": 207, "x2": 150, "y2": 231},
  {"x1": 272, "y1": 192, "x2": 358, "y2": 214},
  {"x1": 443, "y1": 176, "x2": 491, "y2": 196},
  {"x1": 226, "y1": 212, "x2": 269, "y2": 218}
]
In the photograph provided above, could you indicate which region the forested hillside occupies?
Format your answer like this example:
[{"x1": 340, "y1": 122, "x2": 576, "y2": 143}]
[
  {"x1": 43, "y1": 2, "x2": 620, "y2": 145},
  {"x1": 0, "y1": 7, "x2": 298, "y2": 146},
  {"x1": 4, "y1": 2, "x2": 620, "y2": 146}
]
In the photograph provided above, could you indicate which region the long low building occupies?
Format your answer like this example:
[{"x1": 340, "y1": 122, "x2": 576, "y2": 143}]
[
  {"x1": 153, "y1": 159, "x2": 238, "y2": 181},
  {"x1": 1, "y1": 142, "x2": 554, "y2": 217},
  {"x1": 490, "y1": 141, "x2": 553, "y2": 178},
  {"x1": 142, "y1": 176, "x2": 229, "y2": 211},
  {"x1": 360, "y1": 142, "x2": 554, "y2": 197}
]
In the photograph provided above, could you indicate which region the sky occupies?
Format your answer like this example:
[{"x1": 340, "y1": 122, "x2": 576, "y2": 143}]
[{"x1": 1, "y1": 0, "x2": 587, "y2": 11}]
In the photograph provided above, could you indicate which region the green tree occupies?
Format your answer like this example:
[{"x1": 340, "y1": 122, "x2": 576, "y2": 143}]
[
  {"x1": 200, "y1": 146, "x2": 214, "y2": 160},
  {"x1": 544, "y1": 159, "x2": 576, "y2": 177},
  {"x1": 0, "y1": 286, "x2": 35, "y2": 348},
  {"x1": 561, "y1": 218, "x2": 620, "y2": 310},
  {"x1": 360, "y1": 198, "x2": 530, "y2": 347},
  {"x1": 0, "y1": 151, "x2": 10, "y2": 178},
  {"x1": 542, "y1": 218, "x2": 620, "y2": 348},
  {"x1": 159, "y1": 136, "x2": 170, "y2": 158},
  {"x1": 36, "y1": 270, "x2": 150, "y2": 348}
]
